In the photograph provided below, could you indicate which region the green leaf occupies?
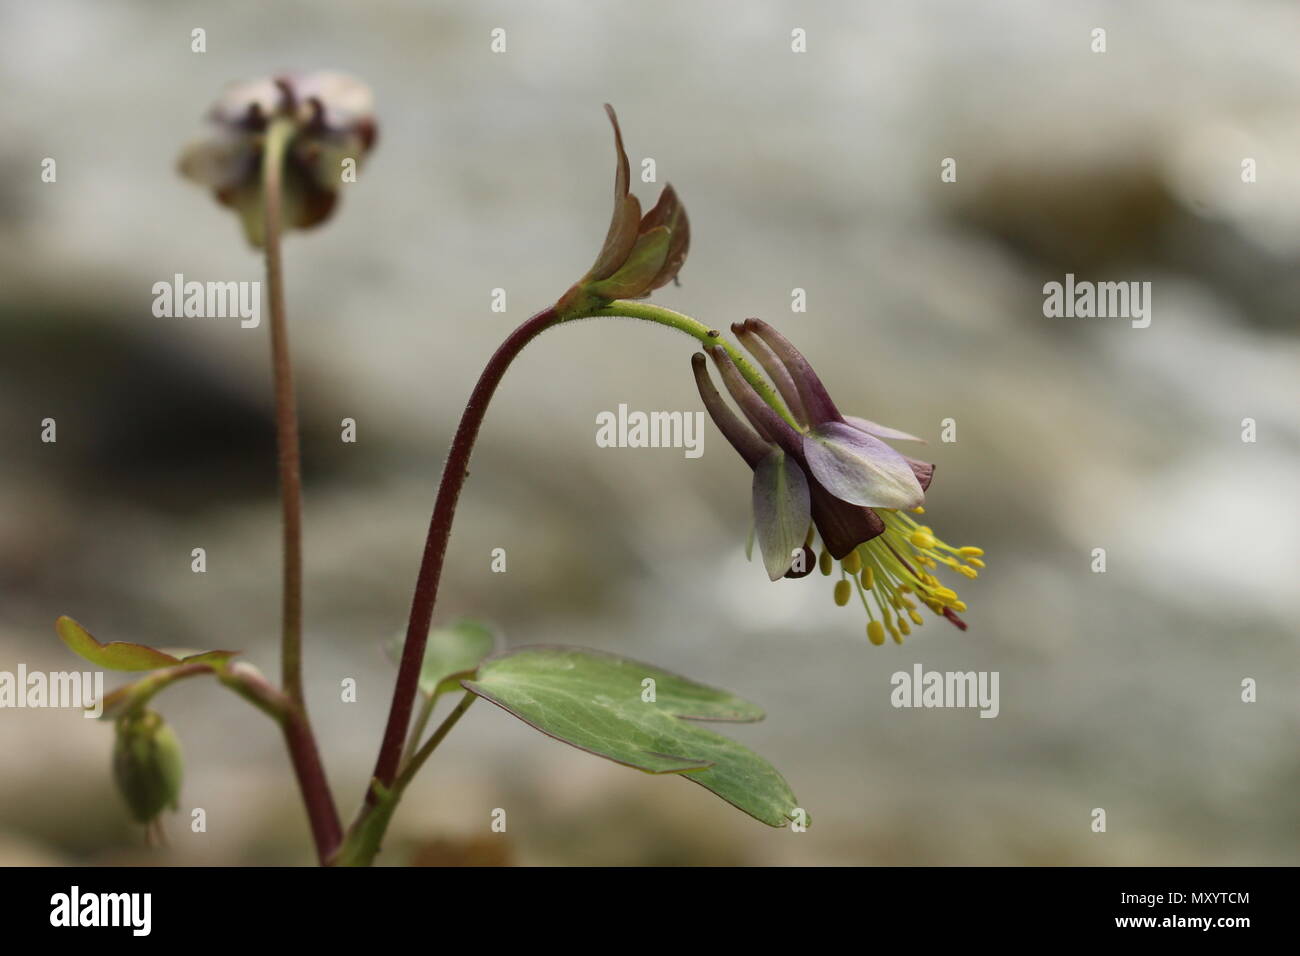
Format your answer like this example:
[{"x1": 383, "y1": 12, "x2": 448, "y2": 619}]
[
  {"x1": 56, "y1": 616, "x2": 238, "y2": 672},
  {"x1": 587, "y1": 225, "x2": 671, "y2": 299},
  {"x1": 386, "y1": 619, "x2": 500, "y2": 700},
  {"x1": 462, "y1": 646, "x2": 803, "y2": 827}
]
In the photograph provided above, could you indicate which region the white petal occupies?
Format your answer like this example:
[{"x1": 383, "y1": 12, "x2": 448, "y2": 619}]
[
  {"x1": 752, "y1": 449, "x2": 812, "y2": 581},
  {"x1": 802, "y1": 422, "x2": 923, "y2": 510}
]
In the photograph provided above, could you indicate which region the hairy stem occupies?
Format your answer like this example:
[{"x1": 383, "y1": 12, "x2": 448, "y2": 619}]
[
  {"x1": 369, "y1": 305, "x2": 562, "y2": 798},
  {"x1": 263, "y1": 118, "x2": 307, "y2": 707},
  {"x1": 584, "y1": 301, "x2": 799, "y2": 427},
  {"x1": 261, "y1": 117, "x2": 341, "y2": 863}
]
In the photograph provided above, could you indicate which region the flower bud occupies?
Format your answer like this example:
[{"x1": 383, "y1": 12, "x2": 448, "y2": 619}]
[
  {"x1": 556, "y1": 105, "x2": 689, "y2": 314},
  {"x1": 112, "y1": 710, "x2": 183, "y2": 824},
  {"x1": 179, "y1": 72, "x2": 377, "y2": 246}
]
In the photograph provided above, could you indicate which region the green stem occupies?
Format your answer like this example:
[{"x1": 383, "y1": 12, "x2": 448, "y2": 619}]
[
  {"x1": 394, "y1": 693, "x2": 476, "y2": 794},
  {"x1": 335, "y1": 693, "x2": 476, "y2": 867},
  {"x1": 583, "y1": 300, "x2": 800, "y2": 428},
  {"x1": 98, "y1": 662, "x2": 216, "y2": 718},
  {"x1": 400, "y1": 693, "x2": 438, "y2": 770}
]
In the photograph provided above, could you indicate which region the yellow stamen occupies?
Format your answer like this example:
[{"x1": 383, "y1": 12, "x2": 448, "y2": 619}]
[{"x1": 793, "y1": 506, "x2": 983, "y2": 639}]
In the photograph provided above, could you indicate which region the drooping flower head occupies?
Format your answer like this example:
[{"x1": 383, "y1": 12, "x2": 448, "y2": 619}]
[
  {"x1": 179, "y1": 71, "x2": 377, "y2": 246},
  {"x1": 556, "y1": 105, "x2": 690, "y2": 315},
  {"x1": 692, "y1": 319, "x2": 984, "y2": 645}
]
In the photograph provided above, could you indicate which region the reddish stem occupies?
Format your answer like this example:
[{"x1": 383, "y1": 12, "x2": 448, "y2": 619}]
[
  {"x1": 281, "y1": 708, "x2": 342, "y2": 861},
  {"x1": 369, "y1": 306, "x2": 560, "y2": 798},
  {"x1": 261, "y1": 117, "x2": 342, "y2": 860}
]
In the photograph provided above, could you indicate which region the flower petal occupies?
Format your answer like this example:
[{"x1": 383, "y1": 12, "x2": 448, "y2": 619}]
[
  {"x1": 177, "y1": 132, "x2": 255, "y2": 190},
  {"x1": 691, "y1": 353, "x2": 768, "y2": 468},
  {"x1": 707, "y1": 347, "x2": 803, "y2": 455},
  {"x1": 291, "y1": 71, "x2": 376, "y2": 134},
  {"x1": 808, "y1": 484, "x2": 885, "y2": 559},
  {"x1": 208, "y1": 76, "x2": 282, "y2": 126},
  {"x1": 740, "y1": 318, "x2": 841, "y2": 424},
  {"x1": 905, "y1": 455, "x2": 934, "y2": 492},
  {"x1": 733, "y1": 322, "x2": 808, "y2": 425},
  {"x1": 753, "y1": 449, "x2": 811, "y2": 581},
  {"x1": 801, "y1": 421, "x2": 924, "y2": 509},
  {"x1": 843, "y1": 415, "x2": 926, "y2": 444}
]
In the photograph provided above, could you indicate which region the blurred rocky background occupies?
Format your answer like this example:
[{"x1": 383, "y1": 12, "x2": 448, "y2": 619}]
[{"x1": 0, "y1": 0, "x2": 1296, "y2": 865}]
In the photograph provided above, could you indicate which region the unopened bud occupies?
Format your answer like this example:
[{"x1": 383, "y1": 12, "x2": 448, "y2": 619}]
[{"x1": 112, "y1": 710, "x2": 183, "y2": 824}]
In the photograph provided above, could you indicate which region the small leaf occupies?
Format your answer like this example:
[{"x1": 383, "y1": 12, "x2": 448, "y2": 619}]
[
  {"x1": 55, "y1": 616, "x2": 238, "y2": 672},
  {"x1": 387, "y1": 620, "x2": 500, "y2": 700},
  {"x1": 57, "y1": 617, "x2": 181, "y2": 671},
  {"x1": 588, "y1": 225, "x2": 670, "y2": 299},
  {"x1": 590, "y1": 194, "x2": 642, "y2": 281},
  {"x1": 639, "y1": 184, "x2": 690, "y2": 291},
  {"x1": 463, "y1": 646, "x2": 803, "y2": 827},
  {"x1": 176, "y1": 649, "x2": 240, "y2": 669}
]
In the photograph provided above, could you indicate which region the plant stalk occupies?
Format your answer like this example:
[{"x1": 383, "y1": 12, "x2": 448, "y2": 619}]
[
  {"x1": 261, "y1": 116, "x2": 342, "y2": 863},
  {"x1": 369, "y1": 305, "x2": 562, "y2": 798}
]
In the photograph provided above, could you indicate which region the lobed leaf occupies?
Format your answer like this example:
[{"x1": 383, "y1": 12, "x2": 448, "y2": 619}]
[{"x1": 462, "y1": 646, "x2": 804, "y2": 827}]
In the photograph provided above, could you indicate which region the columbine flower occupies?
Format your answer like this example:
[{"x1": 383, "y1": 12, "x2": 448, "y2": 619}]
[
  {"x1": 692, "y1": 319, "x2": 984, "y2": 645},
  {"x1": 178, "y1": 71, "x2": 377, "y2": 246},
  {"x1": 556, "y1": 105, "x2": 690, "y2": 315}
]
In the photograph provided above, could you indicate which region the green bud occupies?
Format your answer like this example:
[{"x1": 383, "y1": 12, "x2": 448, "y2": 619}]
[
  {"x1": 556, "y1": 105, "x2": 690, "y2": 315},
  {"x1": 112, "y1": 710, "x2": 183, "y2": 824}
]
